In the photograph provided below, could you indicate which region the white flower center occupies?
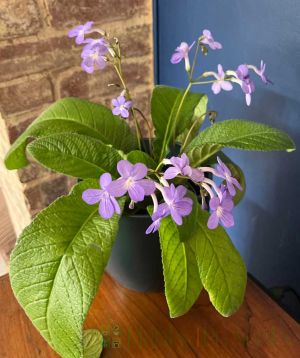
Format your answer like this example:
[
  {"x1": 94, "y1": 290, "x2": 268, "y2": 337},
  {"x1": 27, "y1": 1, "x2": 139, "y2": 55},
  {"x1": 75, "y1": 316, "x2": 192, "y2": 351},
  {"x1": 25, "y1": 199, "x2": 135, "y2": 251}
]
[
  {"x1": 124, "y1": 177, "x2": 134, "y2": 189},
  {"x1": 216, "y1": 206, "x2": 223, "y2": 217}
]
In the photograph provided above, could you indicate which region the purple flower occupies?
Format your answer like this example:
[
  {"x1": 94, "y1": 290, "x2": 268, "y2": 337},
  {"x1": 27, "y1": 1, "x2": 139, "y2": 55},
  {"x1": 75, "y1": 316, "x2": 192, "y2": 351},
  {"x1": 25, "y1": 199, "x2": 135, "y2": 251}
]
[
  {"x1": 211, "y1": 64, "x2": 233, "y2": 94},
  {"x1": 81, "y1": 44, "x2": 107, "y2": 73},
  {"x1": 170, "y1": 41, "x2": 195, "y2": 71},
  {"x1": 68, "y1": 21, "x2": 94, "y2": 45},
  {"x1": 201, "y1": 29, "x2": 222, "y2": 50},
  {"x1": 207, "y1": 192, "x2": 234, "y2": 229},
  {"x1": 107, "y1": 160, "x2": 155, "y2": 202},
  {"x1": 235, "y1": 64, "x2": 255, "y2": 106},
  {"x1": 214, "y1": 157, "x2": 242, "y2": 197},
  {"x1": 164, "y1": 153, "x2": 204, "y2": 182},
  {"x1": 83, "y1": 37, "x2": 109, "y2": 53},
  {"x1": 158, "y1": 184, "x2": 193, "y2": 225},
  {"x1": 82, "y1": 173, "x2": 121, "y2": 219},
  {"x1": 111, "y1": 96, "x2": 133, "y2": 118},
  {"x1": 251, "y1": 60, "x2": 272, "y2": 84},
  {"x1": 146, "y1": 206, "x2": 169, "y2": 234}
]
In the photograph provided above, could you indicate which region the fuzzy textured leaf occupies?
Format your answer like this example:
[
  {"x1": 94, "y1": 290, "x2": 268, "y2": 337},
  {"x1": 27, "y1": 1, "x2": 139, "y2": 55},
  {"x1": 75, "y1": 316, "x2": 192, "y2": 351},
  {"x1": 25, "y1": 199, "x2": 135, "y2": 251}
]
[
  {"x1": 126, "y1": 150, "x2": 156, "y2": 169},
  {"x1": 83, "y1": 330, "x2": 103, "y2": 358},
  {"x1": 10, "y1": 180, "x2": 123, "y2": 357},
  {"x1": 191, "y1": 209, "x2": 247, "y2": 316},
  {"x1": 159, "y1": 215, "x2": 202, "y2": 318},
  {"x1": 5, "y1": 97, "x2": 137, "y2": 169},
  {"x1": 151, "y1": 85, "x2": 206, "y2": 161},
  {"x1": 187, "y1": 119, "x2": 296, "y2": 167},
  {"x1": 27, "y1": 133, "x2": 123, "y2": 179}
]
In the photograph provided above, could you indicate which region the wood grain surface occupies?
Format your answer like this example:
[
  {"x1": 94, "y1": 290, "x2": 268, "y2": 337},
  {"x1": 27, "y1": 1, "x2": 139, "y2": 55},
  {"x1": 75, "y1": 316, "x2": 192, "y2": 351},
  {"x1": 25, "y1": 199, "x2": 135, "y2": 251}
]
[{"x1": 0, "y1": 273, "x2": 299, "y2": 358}]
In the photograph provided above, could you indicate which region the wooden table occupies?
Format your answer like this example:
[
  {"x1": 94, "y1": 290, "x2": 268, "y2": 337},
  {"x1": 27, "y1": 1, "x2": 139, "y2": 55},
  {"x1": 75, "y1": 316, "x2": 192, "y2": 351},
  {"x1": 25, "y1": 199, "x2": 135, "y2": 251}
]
[{"x1": 0, "y1": 273, "x2": 299, "y2": 358}]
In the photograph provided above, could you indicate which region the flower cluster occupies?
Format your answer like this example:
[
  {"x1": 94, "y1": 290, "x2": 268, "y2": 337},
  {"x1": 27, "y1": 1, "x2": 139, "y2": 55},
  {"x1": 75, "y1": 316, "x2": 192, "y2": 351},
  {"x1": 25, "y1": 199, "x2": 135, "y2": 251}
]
[
  {"x1": 170, "y1": 30, "x2": 271, "y2": 106},
  {"x1": 68, "y1": 22, "x2": 133, "y2": 119},
  {"x1": 82, "y1": 155, "x2": 242, "y2": 234}
]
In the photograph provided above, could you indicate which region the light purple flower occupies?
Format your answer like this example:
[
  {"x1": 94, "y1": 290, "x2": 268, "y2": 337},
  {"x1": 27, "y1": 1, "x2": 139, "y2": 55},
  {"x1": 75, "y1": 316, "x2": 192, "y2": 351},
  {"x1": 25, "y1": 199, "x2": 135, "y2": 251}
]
[
  {"x1": 146, "y1": 206, "x2": 169, "y2": 234},
  {"x1": 201, "y1": 29, "x2": 222, "y2": 50},
  {"x1": 81, "y1": 44, "x2": 107, "y2": 73},
  {"x1": 207, "y1": 192, "x2": 234, "y2": 229},
  {"x1": 107, "y1": 160, "x2": 155, "y2": 202},
  {"x1": 235, "y1": 64, "x2": 255, "y2": 106},
  {"x1": 82, "y1": 37, "x2": 109, "y2": 53},
  {"x1": 82, "y1": 173, "x2": 120, "y2": 219},
  {"x1": 157, "y1": 184, "x2": 193, "y2": 225},
  {"x1": 251, "y1": 60, "x2": 272, "y2": 84},
  {"x1": 164, "y1": 153, "x2": 204, "y2": 182},
  {"x1": 214, "y1": 157, "x2": 242, "y2": 197},
  {"x1": 68, "y1": 21, "x2": 94, "y2": 45},
  {"x1": 111, "y1": 96, "x2": 133, "y2": 118},
  {"x1": 211, "y1": 64, "x2": 233, "y2": 94},
  {"x1": 170, "y1": 41, "x2": 195, "y2": 71}
]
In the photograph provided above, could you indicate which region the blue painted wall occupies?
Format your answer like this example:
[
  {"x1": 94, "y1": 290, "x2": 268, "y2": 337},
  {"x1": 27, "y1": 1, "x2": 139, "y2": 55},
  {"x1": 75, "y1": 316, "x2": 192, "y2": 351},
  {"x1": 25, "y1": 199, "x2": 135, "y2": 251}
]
[{"x1": 156, "y1": 0, "x2": 300, "y2": 308}]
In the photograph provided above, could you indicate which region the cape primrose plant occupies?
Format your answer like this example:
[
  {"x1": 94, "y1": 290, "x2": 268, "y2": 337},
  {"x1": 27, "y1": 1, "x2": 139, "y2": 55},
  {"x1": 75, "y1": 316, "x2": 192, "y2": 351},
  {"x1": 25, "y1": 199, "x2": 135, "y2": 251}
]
[{"x1": 5, "y1": 22, "x2": 295, "y2": 358}]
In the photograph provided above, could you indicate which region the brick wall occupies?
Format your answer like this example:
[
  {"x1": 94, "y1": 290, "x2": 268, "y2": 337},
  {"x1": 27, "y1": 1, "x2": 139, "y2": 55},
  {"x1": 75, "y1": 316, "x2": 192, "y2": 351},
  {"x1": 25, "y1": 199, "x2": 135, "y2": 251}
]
[{"x1": 0, "y1": 0, "x2": 154, "y2": 216}]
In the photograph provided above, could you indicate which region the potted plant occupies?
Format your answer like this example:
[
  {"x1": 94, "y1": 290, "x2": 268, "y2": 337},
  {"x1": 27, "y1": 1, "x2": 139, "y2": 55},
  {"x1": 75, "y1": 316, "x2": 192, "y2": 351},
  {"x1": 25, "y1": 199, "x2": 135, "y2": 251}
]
[{"x1": 4, "y1": 22, "x2": 295, "y2": 357}]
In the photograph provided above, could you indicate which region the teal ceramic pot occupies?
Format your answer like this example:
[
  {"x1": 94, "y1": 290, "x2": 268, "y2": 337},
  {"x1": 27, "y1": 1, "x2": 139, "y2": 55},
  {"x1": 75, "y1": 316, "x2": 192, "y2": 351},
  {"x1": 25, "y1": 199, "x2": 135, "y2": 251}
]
[{"x1": 106, "y1": 214, "x2": 164, "y2": 292}]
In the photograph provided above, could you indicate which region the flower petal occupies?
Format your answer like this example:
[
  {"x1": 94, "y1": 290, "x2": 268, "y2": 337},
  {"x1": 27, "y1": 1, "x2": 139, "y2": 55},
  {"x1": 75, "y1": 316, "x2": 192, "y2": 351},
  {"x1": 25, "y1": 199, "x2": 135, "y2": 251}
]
[
  {"x1": 100, "y1": 173, "x2": 112, "y2": 189},
  {"x1": 138, "y1": 179, "x2": 155, "y2": 195},
  {"x1": 220, "y1": 211, "x2": 234, "y2": 228},
  {"x1": 120, "y1": 107, "x2": 129, "y2": 118},
  {"x1": 112, "y1": 107, "x2": 121, "y2": 116},
  {"x1": 99, "y1": 198, "x2": 115, "y2": 219},
  {"x1": 117, "y1": 160, "x2": 133, "y2": 178},
  {"x1": 82, "y1": 189, "x2": 102, "y2": 205},
  {"x1": 207, "y1": 212, "x2": 219, "y2": 229},
  {"x1": 221, "y1": 81, "x2": 233, "y2": 91},
  {"x1": 170, "y1": 52, "x2": 183, "y2": 64},
  {"x1": 107, "y1": 178, "x2": 127, "y2": 197},
  {"x1": 212, "y1": 82, "x2": 221, "y2": 94},
  {"x1": 164, "y1": 166, "x2": 181, "y2": 180},
  {"x1": 209, "y1": 197, "x2": 220, "y2": 210},
  {"x1": 110, "y1": 196, "x2": 121, "y2": 214},
  {"x1": 128, "y1": 184, "x2": 145, "y2": 202},
  {"x1": 170, "y1": 208, "x2": 183, "y2": 225},
  {"x1": 130, "y1": 163, "x2": 147, "y2": 180}
]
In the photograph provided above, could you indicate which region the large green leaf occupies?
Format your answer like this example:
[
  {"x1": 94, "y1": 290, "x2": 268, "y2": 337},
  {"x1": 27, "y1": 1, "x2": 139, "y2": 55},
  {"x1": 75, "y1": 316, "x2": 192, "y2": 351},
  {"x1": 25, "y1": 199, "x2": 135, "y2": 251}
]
[
  {"x1": 10, "y1": 180, "x2": 124, "y2": 357},
  {"x1": 27, "y1": 133, "x2": 123, "y2": 179},
  {"x1": 159, "y1": 215, "x2": 202, "y2": 318},
  {"x1": 83, "y1": 330, "x2": 103, "y2": 358},
  {"x1": 5, "y1": 97, "x2": 137, "y2": 170},
  {"x1": 191, "y1": 209, "x2": 247, "y2": 317},
  {"x1": 187, "y1": 119, "x2": 296, "y2": 167},
  {"x1": 126, "y1": 150, "x2": 156, "y2": 169},
  {"x1": 151, "y1": 85, "x2": 207, "y2": 161}
]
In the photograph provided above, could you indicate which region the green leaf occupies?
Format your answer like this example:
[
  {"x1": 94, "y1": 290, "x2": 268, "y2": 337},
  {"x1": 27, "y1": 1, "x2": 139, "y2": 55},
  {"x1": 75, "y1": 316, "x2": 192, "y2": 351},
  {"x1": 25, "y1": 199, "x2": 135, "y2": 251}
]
[
  {"x1": 191, "y1": 209, "x2": 247, "y2": 317},
  {"x1": 83, "y1": 330, "x2": 103, "y2": 358},
  {"x1": 176, "y1": 94, "x2": 208, "y2": 145},
  {"x1": 151, "y1": 85, "x2": 206, "y2": 161},
  {"x1": 10, "y1": 180, "x2": 124, "y2": 357},
  {"x1": 27, "y1": 133, "x2": 123, "y2": 179},
  {"x1": 5, "y1": 97, "x2": 137, "y2": 170},
  {"x1": 187, "y1": 119, "x2": 296, "y2": 167},
  {"x1": 126, "y1": 150, "x2": 156, "y2": 169},
  {"x1": 158, "y1": 215, "x2": 202, "y2": 318}
]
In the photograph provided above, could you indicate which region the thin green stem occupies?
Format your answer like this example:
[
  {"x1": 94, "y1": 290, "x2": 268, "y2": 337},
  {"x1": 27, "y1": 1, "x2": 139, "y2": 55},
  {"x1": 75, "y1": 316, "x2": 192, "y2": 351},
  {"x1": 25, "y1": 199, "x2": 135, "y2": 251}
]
[
  {"x1": 190, "y1": 39, "x2": 201, "y2": 79},
  {"x1": 159, "y1": 82, "x2": 191, "y2": 162},
  {"x1": 133, "y1": 107, "x2": 153, "y2": 155},
  {"x1": 180, "y1": 111, "x2": 209, "y2": 154},
  {"x1": 191, "y1": 79, "x2": 218, "y2": 85}
]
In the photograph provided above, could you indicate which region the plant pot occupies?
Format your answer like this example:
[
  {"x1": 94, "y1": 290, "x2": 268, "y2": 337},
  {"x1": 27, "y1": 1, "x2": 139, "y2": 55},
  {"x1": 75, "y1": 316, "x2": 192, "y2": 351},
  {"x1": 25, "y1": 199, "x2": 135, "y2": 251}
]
[{"x1": 106, "y1": 214, "x2": 164, "y2": 292}]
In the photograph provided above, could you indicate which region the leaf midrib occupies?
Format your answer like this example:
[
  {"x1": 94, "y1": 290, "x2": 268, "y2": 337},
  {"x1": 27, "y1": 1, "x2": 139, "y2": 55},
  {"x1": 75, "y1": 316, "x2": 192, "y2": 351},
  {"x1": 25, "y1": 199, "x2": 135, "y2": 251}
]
[{"x1": 45, "y1": 206, "x2": 98, "y2": 347}]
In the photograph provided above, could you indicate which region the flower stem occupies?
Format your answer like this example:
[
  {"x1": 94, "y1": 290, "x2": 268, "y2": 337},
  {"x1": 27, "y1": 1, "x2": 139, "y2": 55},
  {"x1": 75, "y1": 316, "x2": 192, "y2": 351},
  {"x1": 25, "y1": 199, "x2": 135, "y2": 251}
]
[{"x1": 180, "y1": 111, "x2": 209, "y2": 153}]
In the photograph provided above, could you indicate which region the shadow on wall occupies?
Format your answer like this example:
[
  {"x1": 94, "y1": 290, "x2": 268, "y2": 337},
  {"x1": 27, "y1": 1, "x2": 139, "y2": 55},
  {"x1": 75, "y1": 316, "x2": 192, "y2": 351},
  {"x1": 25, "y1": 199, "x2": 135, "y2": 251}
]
[{"x1": 223, "y1": 89, "x2": 300, "y2": 311}]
